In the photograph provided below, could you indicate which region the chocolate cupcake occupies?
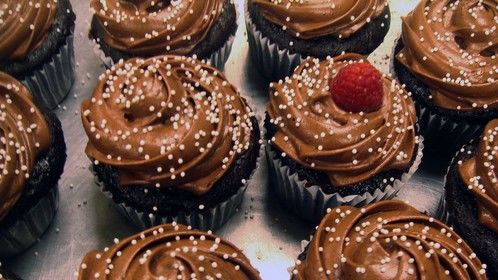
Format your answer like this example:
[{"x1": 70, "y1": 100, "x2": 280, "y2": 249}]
[
  {"x1": 77, "y1": 223, "x2": 262, "y2": 279},
  {"x1": 246, "y1": 0, "x2": 391, "y2": 81},
  {"x1": 292, "y1": 200, "x2": 488, "y2": 279},
  {"x1": 393, "y1": 0, "x2": 498, "y2": 153},
  {"x1": 90, "y1": 0, "x2": 237, "y2": 69},
  {"x1": 81, "y1": 55, "x2": 261, "y2": 230},
  {"x1": 444, "y1": 119, "x2": 498, "y2": 277},
  {"x1": 266, "y1": 53, "x2": 422, "y2": 222},
  {"x1": 0, "y1": 72, "x2": 66, "y2": 258},
  {"x1": 0, "y1": 0, "x2": 76, "y2": 109}
]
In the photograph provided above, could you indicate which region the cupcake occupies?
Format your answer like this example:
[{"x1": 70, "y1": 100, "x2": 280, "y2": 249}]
[
  {"x1": 292, "y1": 200, "x2": 488, "y2": 279},
  {"x1": 0, "y1": 0, "x2": 76, "y2": 109},
  {"x1": 246, "y1": 0, "x2": 391, "y2": 81},
  {"x1": 0, "y1": 72, "x2": 66, "y2": 258},
  {"x1": 393, "y1": 0, "x2": 498, "y2": 152},
  {"x1": 444, "y1": 119, "x2": 498, "y2": 277},
  {"x1": 89, "y1": 0, "x2": 237, "y2": 69},
  {"x1": 81, "y1": 55, "x2": 261, "y2": 230},
  {"x1": 76, "y1": 223, "x2": 262, "y2": 279},
  {"x1": 265, "y1": 53, "x2": 422, "y2": 222}
]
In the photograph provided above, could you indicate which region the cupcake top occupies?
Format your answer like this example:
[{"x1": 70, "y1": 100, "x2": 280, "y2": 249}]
[
  {"x1": 458, "y1": 119, "x2": 498, "y2": 234},
  {"x1": 77, "y1": 223, "x2": 261, "y2": 280},
  {"x1": 396, "y1": 0, "x2": 498, "y2": 111},
  {"x1": 0, "y1": 0, "x2": 58, "y2": 61},
  {"x1": 0, "y1": 72, "x2": 50, "y2": 221},
  {"x1": 90, "y1": 0, "x2": 226, "y2": 56},
  {"x1": 267, "y1": 53, "x2": 418, "y2": 187},
  {"x1": 251, "y1": 0, "x2": 387, "y2": 39},
  {"x1": 81, "y1": 55, "x2": 255, "y2": 196},
  {"x1": 293, "y1": 200, "x2": 487, "y2": 279}
]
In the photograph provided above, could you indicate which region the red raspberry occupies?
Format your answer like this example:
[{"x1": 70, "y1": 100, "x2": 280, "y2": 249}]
[{"x1": 329, "y1": 62, "x2": 383, "y2": 113}]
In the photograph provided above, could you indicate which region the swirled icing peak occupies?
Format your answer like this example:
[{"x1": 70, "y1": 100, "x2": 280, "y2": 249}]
[
  {"x1": 90, "y1": 0, "x2": 226, "y2": 56},
  {"x1": 293, "y1": 200, "x2": 488, "y2": 279},
  {"x1": 81, "y1": 55, "x2": 255, "y2": 196},
  {"x1": 77, "y1": 223, "x2": 262, "y2": 280},
  {"x1": 397, "y1": 0, "x2": 498, "y2": 111},
  {"x1": 251, "y1": 0, "x2": 387, "y2": 39},
  {"x1": 267, "y1": 53, "x2": 418, "y2": 187},
  {"x1": 458, "y1": 119, "x2": 498, "y2": 234},
  {"x1": 0, "y1": 72, "x2": 50, "y2": 221},
  {"x1": 0, "y1": 0, "x2": 58, "y2": 61}
]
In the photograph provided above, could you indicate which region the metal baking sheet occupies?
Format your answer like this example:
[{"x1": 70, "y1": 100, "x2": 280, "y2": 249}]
[{"x1": 7, "y1": 1, "x2": 447, "y2": 279}]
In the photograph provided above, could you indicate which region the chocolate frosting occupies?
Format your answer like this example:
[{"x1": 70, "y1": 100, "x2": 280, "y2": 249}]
[
  {"x1": 0, "y1": 72, "x2": 50, "y2": 221},
  {"x1": 294, "y1": 200, "x2": 488, "y2": 279},
  {"x1": 251, "y1": 0, "x2": 387, "y2": 39},
  {"x1": 90, "y1": 0, "x2": 225, "y2": 56},
  {"x1": 0, "y1": 0, "x2": 57, "y2": 61},
  {"x1": 267, "y1": 54, "x2": 417, "y2": 187},
  {"x1": 78, "y1": 223, "x2": 262, "y2": 280},
  {"x1": 459, "y1": 119, "x2": 498, "y2": 234},
  {"x1": 396, "y1": 0, "x2": 498, "y2": 111},
  {"x1": 81, "y1": 55, "x2": 255, "y2": 196}
]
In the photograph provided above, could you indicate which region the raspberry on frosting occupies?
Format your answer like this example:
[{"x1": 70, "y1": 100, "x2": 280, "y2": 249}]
[{"x1": 330, "y1": 62, "x2": 383, "y2": 113}]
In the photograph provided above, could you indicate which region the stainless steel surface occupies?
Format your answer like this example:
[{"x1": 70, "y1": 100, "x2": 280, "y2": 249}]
[{"x1": 7, "y1": 1, "x2": 448, "y2": 279}]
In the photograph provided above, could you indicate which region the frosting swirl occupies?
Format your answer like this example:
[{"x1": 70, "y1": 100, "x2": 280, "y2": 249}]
[
  {"x1": 0, "y1": 72, "x2": 50, "y2": 221},
  {"x1": 78, "y1": 223, "x2": 262, "y2": 280},
  {"x1": 0, "y1": 0, "x2": 58, "y2": 61},
  {"x1": 293, "y1": 200, "x2": 487, "y2": 279},
  {"x1": 458, "y1": 119, "x2": 498, "y2": 234},
  {"x1": 90, "y1": 0, "x2": 225, "y2": 56},
  {"x1": 267, "y1": 54, "x2": 417, "y2": 187},
  {"x1": 251, "y1": 0, "x2": 387, "y2": 39},
  {"x1": 81, "y1": 55, "x2": 255, "y2": 196},
  {"x1": 396, "y1": 0, "x2": 498, "y2": 111}
]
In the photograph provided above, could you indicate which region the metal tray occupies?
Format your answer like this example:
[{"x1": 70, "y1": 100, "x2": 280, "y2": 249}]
[{"x1": 7, "y1": 1, "x2": 450, "y2": 279}]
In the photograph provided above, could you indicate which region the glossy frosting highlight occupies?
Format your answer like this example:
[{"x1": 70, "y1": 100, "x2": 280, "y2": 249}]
[
  {"x1": 267, "y1": 54, "x2": 417, "y2": 187},
  {"x1": 459, "y1": 119, "x2": 498, "y2": 234},
  {"x1": 293, "y1": 200, "x2": 487, "y2": 279},
  {"x1": 0, "y1": 72, "x2": 50, "y2": 221},
  {"x1": 78, "y1": 223, "x2": 262, "y2": 280},
  {"x1": 0, "y1": 0, "x2": 58, "y2": 61},
  {"x1": 90, "y1": 0, "x2": 225, "y2": 56},
  {"x1": 397, "y1": 0, "x2": 498, "y2": 111},
  {"x1": 81, "y1": 55, "x2": 255, "y2": 196},
  {"x1": 252, "y1": 0, "x2": 387, "y2": 39}
]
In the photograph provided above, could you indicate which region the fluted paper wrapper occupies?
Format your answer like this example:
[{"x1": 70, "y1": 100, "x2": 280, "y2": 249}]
[
  {"x1": 0, "y1": 186, "x2": 59, "y2": 258},
  {"x1": 416, "y1": 103, "x2": 482, "y2": 152},
  {"x1": 22, "y1": 32, "x2": 75, "y2": 110},
  {"x1": 266, "y1": 140, "x2": 424, "y2": 223},
  {"x1": 94, "y1": 141, "x2": 264, "y2": 231},
  {"x1": 93, "y1": 25, "x2": 236, "y2": 71},
  {"x1": 245, "y1": 3, "x2": 305, "y2": 81}
]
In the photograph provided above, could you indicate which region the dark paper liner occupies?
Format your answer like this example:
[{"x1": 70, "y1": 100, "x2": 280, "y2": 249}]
[
  {"x1": 93, "y1": 140, "x2": 263, "y2": 231},
  {"x1": 266, "y1": 140, "x2": 424, "y2": 223},
  {"x1": 0, "y1": 186, "x2": 59, "y2": 258},
  {"x1": 21, "y1": 32, "x2": 75, "y2": 110}
]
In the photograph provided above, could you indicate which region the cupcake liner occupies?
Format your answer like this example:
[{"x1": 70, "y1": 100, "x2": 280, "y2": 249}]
[
  {"x1": 415, "y1": 103, "x2": 482, "y2": 152},
  {"x1": 266, "y1": 139, "x2": 424, "y2": 223},
  {"x1": 245, "y1": 3, "x2": 304, "y2": 81},
  {"x1": 21, "y1": 31, "x2": 75, "y2": 110},
  {"x1": 93, "y1": 137, "x2": 264, "y2": 231},
  {"x1": 0, "y1": 186, "x2": 59, "y2": 258},
  {"x1": 93, "y1": 22, "x2": 237, "y2": 71}
]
